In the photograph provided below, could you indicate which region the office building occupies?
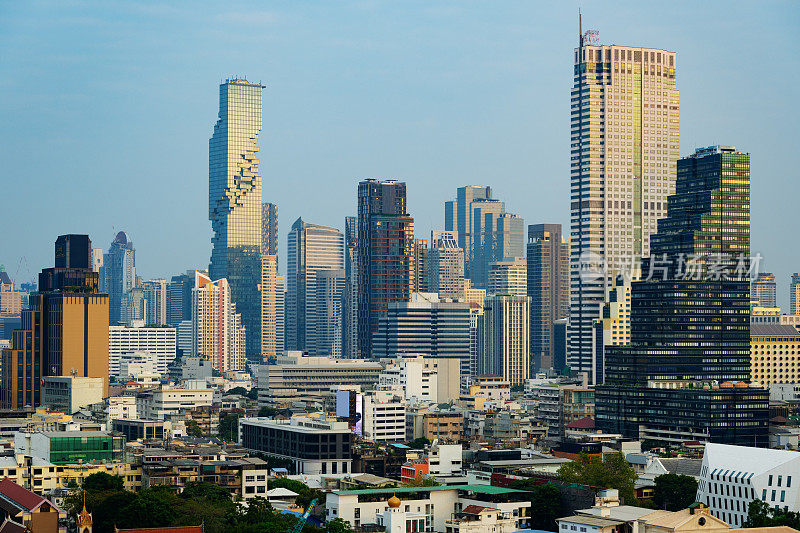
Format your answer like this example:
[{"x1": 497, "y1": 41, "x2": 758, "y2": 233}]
[
  {"x1": 276, "y1": 275, "x2": 285, "y2": 355},
  {"x1": 239, "y1": 414, "x2": 355, "y2": 475},
  {"x1": 372, "y1": 293, "x2": 471, "y2": 377},
  {"x1": 2, "y1": 235, "x2": 109, "y2": 408},
  {"x1": 357, "y1": 179, "x2": 415, "y2": 357},
  {"x1": 413, "y1": 238, "x2": 429, "y2": 293},
  {"x1": 141, "y1": 278, "x2": 167, "y2": 326},
  {"x1": 494, "y1": 213, "x2": 525, "y2": 262},
  {"x1": 445, "y1": 186, "x2": 492, "y2": 280},
  {"x1": 192, "y1": 271, "x2": 246, "y2": 373},
  {"x1": 478, "y1": 295, "x2": 531, "y2": 385},
  {"x1": 790, "y1": 274, "x2": 800, "y2": 316},
  {"x1": 527, "y1": 224, "x2": 569, "y2": 372},
  {"x1": 597, "y1": 146, "x2": 768, "y2": 446},
  {"x1": 379, "y1": 354, "x2": 461, "y2": 405},
  {"x1": 101, "y1": 231, "x2": 136, "y2": 325},
  {"x1": 427, "y1": 231, "x2": 465, "y2": 301},
  {"x1": 343, "y1": 216, "x2": 359, "y2": 358},
  {"x1": 315, "y1": 269, "x2": 345, "y2": 357},
  {"x1": 286, "y1": 218, "x2": 344, "y2": 354},
  {"x1": 108, "y1": 323, "x2": 177, "y2": 377},
  {"x1": 488, "y1": 257, "x2": 526, "y2": 297},
  {"x1": 91, "y1": 247, "x2": 103, "y2": 273},
  {"x1": 120, "y1": 286, "x2": 146, "y2": 325},
  {"x1": 261, "y1": 202, "x2": 278, "y2": 257},
  {"x1": 14, "y1": 430, "x2": 124, "y2": 465},
  {"x1": 470, "y1": 198, "x2": 505, "y2": 288},
  {"x1": 0, "y1": 272, "x2": 21, "y2": 316},
  {"x1": 696, "y1": 443, "x2": 800, "y2": 527},
  {"x1": 260, "y1": 254, "x2": 279, "y2": 360},
  {"x1": 209, "y1": 78, "x2": 265, "y2": 362},
  {"x1": 750, "y1": 324, "x2": 800, "y2": 386},
  {"x1": 41, "y1": 376, "x2": 104, "y2": 414},
  {"x1": 176, "y1": 319, "x2": 193, "y2": 358},
  {"x1": 591, "y1": 276, "x2": 630, "y2": 383},
  {"x1": 752, "y1": 273, "x2": 777, "y2": 308},
  {"x1": 257, "y1": 351, "x2": 384, "y2": 406},
  {"x1": 361, "y1": 390, "x2": 407, "y2": 444},
  {"x1": 166, "y1": 271, "x2": 193, "y2": 326},
  {"x1": 568, "y1": 36, "x2": 680, "y2": 382}
]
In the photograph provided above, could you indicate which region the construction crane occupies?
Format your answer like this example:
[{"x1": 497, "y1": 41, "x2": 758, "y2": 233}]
[{"x1": 288, "y1": 497, "x2": 318, "y2": 533}]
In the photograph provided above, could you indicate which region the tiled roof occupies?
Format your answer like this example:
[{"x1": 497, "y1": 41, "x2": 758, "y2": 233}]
[
  {"x1": 657, "y1": 458, "x2": 702, "y2": 477},
  {"x1": 0, "y1": 478, "x2": 47, "y2": 512},
  {"x1": 461, "y1": 505, "x2": 498, "y2": 515},
  {"x1": 566, "y1": 417, "x2": 595, "y2": 429},
  {"x1": 752, "y1": 324, "x2": 800, "y2": 336}
]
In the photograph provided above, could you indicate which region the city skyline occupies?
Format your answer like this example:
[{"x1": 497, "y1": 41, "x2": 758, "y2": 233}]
[{"x1": 2, "y1": 2, "x2": 798, "y2": 310}]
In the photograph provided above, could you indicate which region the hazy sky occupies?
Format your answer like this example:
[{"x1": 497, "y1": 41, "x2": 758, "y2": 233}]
[{"x1": 2, "y1": 1, "x2": 798, "y2": 307}]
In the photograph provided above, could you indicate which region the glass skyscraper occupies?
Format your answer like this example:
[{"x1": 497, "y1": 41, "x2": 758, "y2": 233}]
[
  {"x1": 209, "y1": 78, "x2": 265, "y2": 361},
  {"x1": 568, "y1": 33, "x2": 680, "y2": 383}
]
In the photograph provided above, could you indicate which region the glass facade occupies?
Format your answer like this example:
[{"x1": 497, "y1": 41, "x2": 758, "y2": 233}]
[
  {"x1": 209, "y1": 79, "x2": 265, "y2": 360},
  {"x1": 49, "y1": 434, "x2": 125, "y2": 464}
]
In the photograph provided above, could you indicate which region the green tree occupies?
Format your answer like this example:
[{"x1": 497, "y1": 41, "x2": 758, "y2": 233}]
[
  {"x1": 402, "y1": 477, "x2": 440, "y2": 488},
  {"x1": 407, "y1": 437, "x2": 430, "y2": 449},
  {"x1": 83, "y1": 472, "x2": 125, "y2": 492},
  {"x1": 269, "y1": 477, "x2": 324, "y2": 510},
  {"x1": 557, "y1": 453, "x2": 638, "y2": 504},
  {"x1": 219, "y1": 413, "x2": 241, "y2": 441},
  {"x1": 652, "y1": 473, "x2": 698, "y2": 511},
  {"x1": 186, "y1": 419, "x2": 204, "y2": 437},
  {"x1": 508, "y1": 480, "x2": 563, "y2": 531},
  {"x1": 326, "y1": 518, "x2": 355, "y2": 533},
  {"x1": 744, "y1": 499, "x2": 800, "y2": 529}
]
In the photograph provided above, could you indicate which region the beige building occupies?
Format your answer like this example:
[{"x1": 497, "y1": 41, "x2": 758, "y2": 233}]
[
  {"x1": 260, "y1": 254, "x2": 279, "y2": 359},
  {"x1": 488, "y1": 258, "x2": 527, "y2": 298},
  {"x1": 751, "y1": 324, "x2": 800, "y2": 386},
  {"x1": 592, "y1": 276, "x2": 630, "y2": 384},
  {"x1": 428, "y1": 231, "x2": 465, "y2": 301}
]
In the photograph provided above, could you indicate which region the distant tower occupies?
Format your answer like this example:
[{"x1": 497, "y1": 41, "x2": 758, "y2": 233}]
[
  {"x1": 101, "y1": 231, "x2": 135, "y2": 326},
  {"x1": 262, "y1": 202, "x2": 278, "y2": 259},
  {"x1": 791, "y1": 274, "x2": 800, "y2": 315},
  {"x1": 752, "y1": 272, "x2": 777, "y2": 308}
]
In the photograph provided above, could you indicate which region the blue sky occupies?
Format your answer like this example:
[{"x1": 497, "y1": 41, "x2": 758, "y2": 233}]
[{"x1": 1, "y1": 1, "x2": 798, "y2": 307}]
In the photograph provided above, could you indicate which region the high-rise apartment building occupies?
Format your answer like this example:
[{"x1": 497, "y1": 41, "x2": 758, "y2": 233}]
[
  {"x1": 445, "y1": 186, "x2": 492, "y2": 280},
  {"x1": 315, "y1": 269, "x2": 346, "y2": 358},
  {"x1": 209, "y1": 78, "x2": 264, "y2": 362},
  {"x1": 343, "y1": 216, "x2": 359, "y2": 358},
  {"x1": 260, "y1": 254, "x2": 279, "y2": 360},
  {"x1": 286, "y1": 218, "x2": 344, "y2": 354},
  {"x1": 470, "y1": 198, "x2": 505, "y2": 288},
  {"x1": 101, "y1": 231, "x2": 136, "y2": 326},
  {"x1": 477, "y1": 294, "x2": 531, "y2": 385},
  {"x1": 91, "y1": 248, "x2": 103, "y2": 273},
  {"x1": 1, "y1": 235, "x2": 109, "y2": 408},
  {"x1": 427, "y1": 231, "x2": 465, "y2": 301},
  {"x1": 261, "y1": 202, "x2": 278, "y2": 258},
  {"x1": 276, "y1": 275, "x2": 285, "y2": 356},
  {"x1": 120, "y1": 287, "x2": 146, "y2": 325},
  {"x1": 108, "y1": 324, "x2": 177, "y2": 377},
  {"x1": 357, "y1": 179, "x2": 414, "y2": 357},
  {"x1": 371, "y1": 293, "x2": 470, "y2": 377},
  {"x1": 527, "y1": 224, "x2": 569, "y2": 373},
  {"x1": 568, "y1": 33, "x2": 680, "y2": 382},
  {"x1": 752, "y1": 273, "x2": 777, "y2": 309},
  {"x1": 596, "y1": 146, "x2": 768, "y2": 446},
  {"x1": 0, "y1": 272, "x2": 21, "y2": 316},
  {"x1": 413, "y1": 239, "x2": 429, "y2": 293},
  {"x1": 791, "y1": 274, "x2": 800, "y2": 316},
  {"x1": 192, "y1": 271, "x2": 246, "y2": 373},
  {"x1": 142, "y1": 279, "x2": 167, "y2": 326},
  {"x1": 487, "y1": 257, "x2": 527, "y2": 297},
  {"x1": 591, "y1": 275, "x2": 630, "y2": 383}
]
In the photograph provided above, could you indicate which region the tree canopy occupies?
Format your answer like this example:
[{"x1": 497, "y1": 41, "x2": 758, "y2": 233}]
[
  {"x1": 744, "y1": 499, "x2": 800, "y2": 529},
  {"x1": 652, "y1": 473, "x2": 698, "y2": 511},
  {"x1": 508, "y1": 480, "x2": 563, "y2": 531},
  {"x1": 557, "y1": 453, "x2": 638, "y2": 504}
]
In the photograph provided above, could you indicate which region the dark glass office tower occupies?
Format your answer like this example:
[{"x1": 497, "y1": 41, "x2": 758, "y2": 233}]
[
  {"x1": 357, "y1": 180, "x2": 414, "y2": 357},
  {"x1": 596, "y1": 146, "x2": 768, "y2": 446}
]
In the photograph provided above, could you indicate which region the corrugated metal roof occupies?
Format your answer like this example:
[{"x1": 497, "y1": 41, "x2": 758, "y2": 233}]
[{"x1": 751, "y1": 324, "x2": 800, "y2": 336}]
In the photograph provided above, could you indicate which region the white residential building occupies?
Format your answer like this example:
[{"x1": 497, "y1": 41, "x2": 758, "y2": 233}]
[
  {"x1": 362, "y1": 390, "x2": 406, "y2": 444},
  {"x1": 696, "y1": 443, "x2": 800, "y2": 527},
  {"x1": 378, "y1": 355, "x2": 452, "y2": 404},
  {"x1": 136, "y1": 384, "x2": 213, "y2": 420},
  {"x1": 109, "y1": 323, "x2": 177, "y2": 377},
  {"x1": 193, "y1": 271, "x2": 246, "y2": 373}
]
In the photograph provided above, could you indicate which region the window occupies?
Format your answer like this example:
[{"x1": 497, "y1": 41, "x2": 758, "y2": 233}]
[
  {"x1": 788, "y1": 476, "x2": 792, "y2": 488},
  {"x1": 772, "y1": 490, "x2": 777, "y2": 501},
  {"x1": 769, "y1": 475, "x2": 773, "y2": 485}
]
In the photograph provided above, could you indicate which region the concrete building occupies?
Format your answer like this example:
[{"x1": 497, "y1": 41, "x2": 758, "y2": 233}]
[
  {"x1": 286, "y1": 218, "x2": 344, "y2": 355},
  {"x1": 413, "y1": 238, "x2": 429, "y2": 293},
  {"x1": 91, "y1": 247, "x2": 103, "y2": 273},
  {"x1": 791, "y1": 274, "x2": 800, "y2": 316},
  {"x1": 108, "y1": 323, "x2": 177, "y2": 377},
  {"x1": 444, "y1": 186, "x2": 492, "y2": 281},
  {"x1": 696, "y1": 443, "x2": 800, "y2": 527},
  {"x1": 141, "y1": 278, "x2": 168, "y2": 326},
  {"x1": 257, "y1": 351, "x2": 383, "y2": 407},
  {"x1": 592, "y1": 276, "x2": 631, "y2": 384},
  {"x1": 135, "y1": 384, "x2": 213, "y2": 420},
  {"x1": 361, "y1": 390, "x2": 407, "y2": 444},
  {"x1": 261, "y1": 202, "x2": 278, "y2": 258},
  {"x1": 343, "y1": 216, "x2": 359, "y2": 358},
  {"x1": 239, "y1": 414, "x2": 354, "y2": 475},
  {"x1": 0, "y1": 272, "x2": 21, "y2": 316},
  {"x1": 753, "y1": 273, "x2": 777, "y2": 309},
  {"x1": 488, "y1": 257, "x2": 527, "y2": 298},
  {"x1": 101, "y1": 231, "x2": 136, "y2": 326},
  {"x1": 568, "y1": 39, "x2": 680, "y2": 383},
  {"x1": 315, "y1": 269, "x2": 346, "y2": 358},
  {"x1": 192, "y1": 271, "x2": 246, "y2": 373},
  {"x1": 527, "y1": 224, "x2": 569, "y2": 373},
  {"x1": 357, "y1": 179, "x2": 415, "y2": 357},
  {"x1": 379, "y1": 355, "x2": 460, "y2": 405},
  {"x1": 14, "y1": 430, "x2": 124, "y2": 464},
  {"x1": 427, "y1": 231, "x2": 465, "y2": 301},
  {"x1": 41, "y1": 377, "x2": 104, "y2": 414},
  {"x1": 750, "y1": 324, "x2": 800, "y2": 386},
  {"x1": 478, "y1": 295, "x2": 530, "y2": 385},
  {"x1": 260, "y1": 254, "x2": 279, "y2": 359},
  {"x1": 372, "y1": 293, "x2": 471, "y2": 377},
  {"x1": 166, "y1": 271, "x2": 193, "y2": 326},
  {"x1": 2, "y1": 235, "x2": 110, "y2": 408}
]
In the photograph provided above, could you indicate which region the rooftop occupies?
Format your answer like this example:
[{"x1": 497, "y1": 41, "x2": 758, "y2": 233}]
[
  {"x1": 751, "y1": 324, "x2": 800, "y2": 336},
  {"x1": 559, "y1": 515, "x2": 622, "y2": 528},
  {"x1": 333, "y1": 484, "x2": 529, "y2": 496}
]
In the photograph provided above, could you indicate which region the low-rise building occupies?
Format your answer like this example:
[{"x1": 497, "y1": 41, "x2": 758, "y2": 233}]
[
  {"x1": 362, "y1": 390, "x2": 407, "y2": 444},
  {"x1": 406, "y1": 410, "x2": 463, "y2": 443},
  {"x1": 0, "y1": 477, "x2": 65, "y2": 533},
  {"x1": 14, "y1": 430, "x2": 125, "y2": 465},
  {"x1": 135, "y1": 384, "x2": 213, "y2": 420},
  {"x1": 142, "y1": 456, "x2": 269, "y2": 499},
  {"x1": 239, "y1": 414, "x2": 354, "y2": 475},
  {"x1": 445, "y1": 505, "x2": 518, "y2": 533},
  {"x1": 41, "y1": 376, "x2": 104, "y2": 414},
  {"x1": 751, "y1": 324, "x2": 800, "y2": 386}
]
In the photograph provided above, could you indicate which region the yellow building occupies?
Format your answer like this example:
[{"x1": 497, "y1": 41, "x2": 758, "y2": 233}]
[
  {"x1": 750, "y1": 324, "x2": 800, "y2": 386},
  {"x1": 261, "y1": 254, "x2": 278, "y2": 359},
  {"x1": 0, "y1": 455, "x2": 141, "y2": 494}
]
